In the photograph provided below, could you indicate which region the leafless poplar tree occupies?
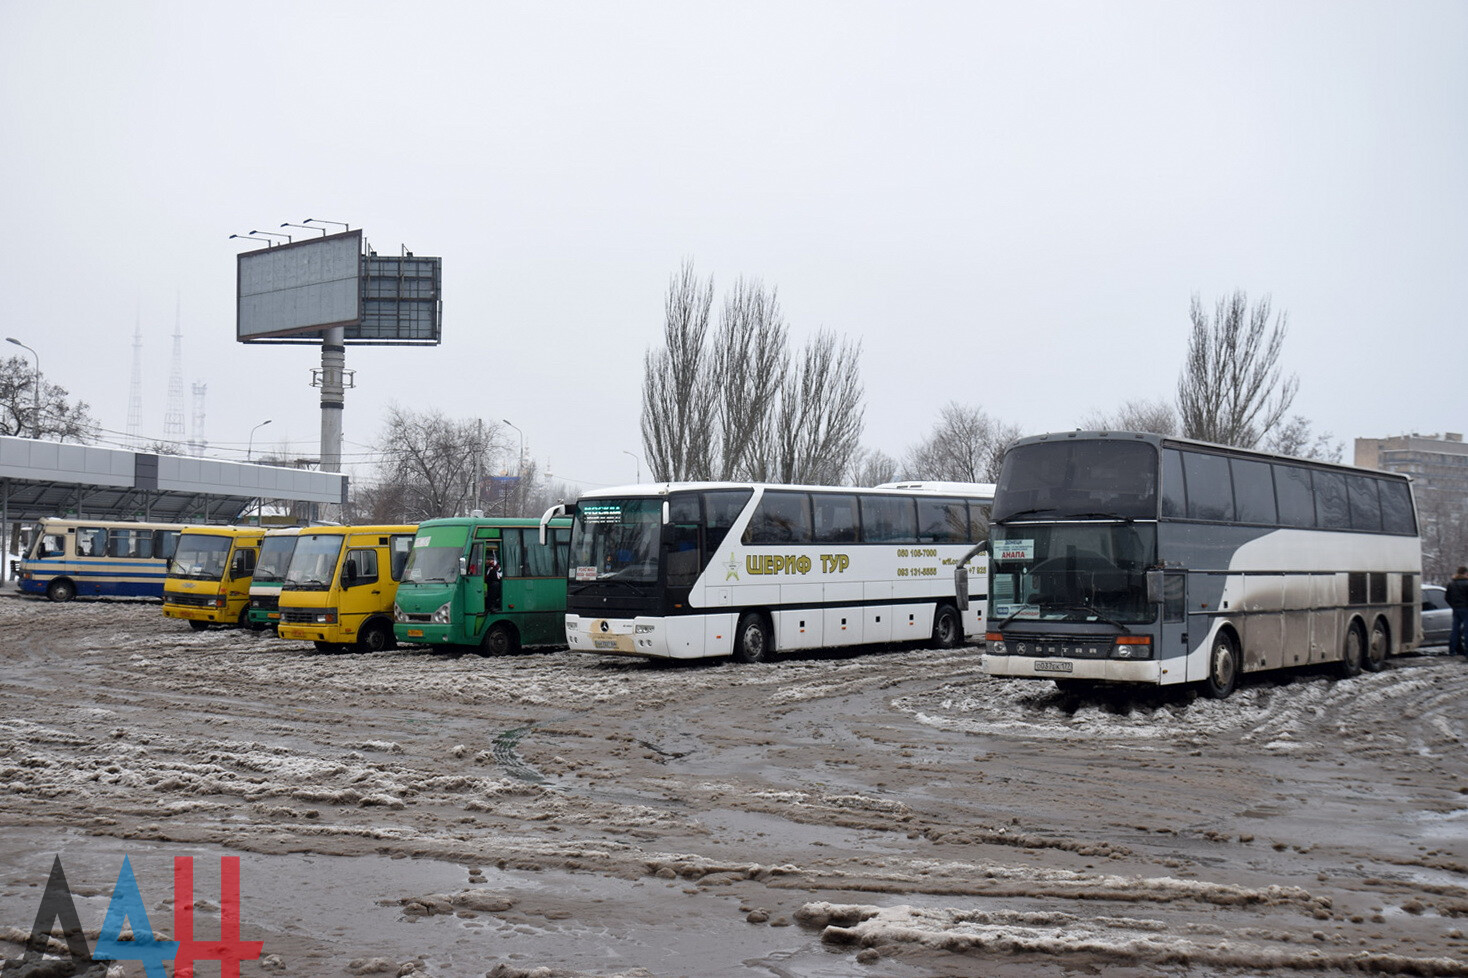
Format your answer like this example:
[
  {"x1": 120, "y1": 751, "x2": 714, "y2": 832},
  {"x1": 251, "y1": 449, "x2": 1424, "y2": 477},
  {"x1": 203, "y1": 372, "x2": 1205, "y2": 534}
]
[
  {"x1": 641, "y1": 264, "x2": 866, "y2": 485},
  {"x1": 641, "y1": 261, "x2": 716, "y2": 481},
  {"x1": 368, "y1": 406, "x2": 504, "y2": 521},
  {"x1": 713, "y1": 277, "x2": 788, "y2": 478},
  {"x1": 1177, "y1": 291, "x2": 1298, "y2": 448},
  {"x1": 1082, "y1": 397, "x2": 1178, "y2": 436},
  {"x1": 1417, "y1": 488, "x2": 1468, "y2": 584},
  {"x1": 765, "y1": 330, "x2": 864, "y2": 484},
  {"x1": 904, "y1": 402, "x2": 1020, "y2": 484}
]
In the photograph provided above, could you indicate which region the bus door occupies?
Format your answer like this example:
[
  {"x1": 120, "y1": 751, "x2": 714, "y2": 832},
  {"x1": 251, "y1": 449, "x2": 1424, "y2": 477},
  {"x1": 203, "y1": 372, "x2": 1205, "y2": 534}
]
[
  {"x1": 463, "y1": 542, "x2": 487, "y2": 621},
  {"x1": 1155, "y1": 570, "x2": 1190, "y2": 677}
]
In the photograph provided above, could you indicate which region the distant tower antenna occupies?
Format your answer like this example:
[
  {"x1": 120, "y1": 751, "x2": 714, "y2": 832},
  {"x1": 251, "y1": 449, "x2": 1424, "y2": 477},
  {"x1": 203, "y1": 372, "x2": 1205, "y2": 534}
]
[
  {"x1": 190, "y1": 382, "x2": 208, "y2": 455},
  {"x1": 126, "y1": 317, "x2": 144, "y2": 448},
  {"x1": 163, "y1": 301, "x2": 187, "y2": 447}
]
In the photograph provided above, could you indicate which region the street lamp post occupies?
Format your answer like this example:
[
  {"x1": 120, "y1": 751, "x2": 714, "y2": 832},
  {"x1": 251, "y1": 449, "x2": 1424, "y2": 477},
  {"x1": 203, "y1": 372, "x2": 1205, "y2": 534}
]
[
  {"x1": 623, "y1": 450, "x2": 641, "y2": 483},
  {"x1": 247, "y1": 419, "x2": 272, "y2": 460},
  {"x1": 5, "y1": 338, "x2": 40, "y2": 438},
  {"x1": 247, "y1": 420, "x2": 272, "y2": 526},
  {"x1": 501, "y1": 420, "x2": 524, "y2": 518}
]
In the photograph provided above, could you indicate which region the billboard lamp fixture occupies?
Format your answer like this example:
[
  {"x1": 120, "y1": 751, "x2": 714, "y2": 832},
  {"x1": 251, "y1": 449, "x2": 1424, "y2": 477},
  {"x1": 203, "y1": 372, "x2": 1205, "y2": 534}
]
[
  {"x1": 282, "y1": 222, "x2": 327, "y2": 237},
  {"x1": 229, "y1": 233, "x2": 273, "y2": 247},
  {"x1": 303, "y1": 218, "x2": 351, "y2": 231},
  {"x1": 250, "y1": 230, "x2": 292, "y2": 243}
]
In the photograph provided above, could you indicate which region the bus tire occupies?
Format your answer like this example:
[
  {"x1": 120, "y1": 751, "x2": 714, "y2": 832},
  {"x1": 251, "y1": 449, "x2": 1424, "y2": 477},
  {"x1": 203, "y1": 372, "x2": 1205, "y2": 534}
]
[
  {"x1": 188, "y1": 620, "x2": 210, "y2": 632},
  {"x1": 1363, "y1": 617, "x2": 1390, "y2": 672},
  {"x1": 46, "y1": 579, "x2": 76, "y2": 603},
  {"x1": 358, "y1": 620, "x2": 394, "y2": 654},
  {"x1": 1202, "y1": 633, "x2": 1238, "y2": 699},
  {"x1": 732, "y1": 612, "x2": 772, "y2": 664},
  {"x1": 483, "y1": 623, "x2": 519, "y2": 656},
  {"x1": 313, "y1": 640, "x2": 344, "y2": 653},
  {"x1": 1338, "y1": 621, "x2": 1365, "y2": 679},
  {"x1": 931, "y1": 605, "x2": 962, "y2": 649}
]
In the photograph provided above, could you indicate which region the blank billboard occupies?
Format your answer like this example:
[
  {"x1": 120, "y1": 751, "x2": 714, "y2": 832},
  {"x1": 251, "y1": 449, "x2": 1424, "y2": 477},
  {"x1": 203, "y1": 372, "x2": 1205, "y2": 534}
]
[{"x1": 237, "y1": 230, "x2": 363, "y2": 341}]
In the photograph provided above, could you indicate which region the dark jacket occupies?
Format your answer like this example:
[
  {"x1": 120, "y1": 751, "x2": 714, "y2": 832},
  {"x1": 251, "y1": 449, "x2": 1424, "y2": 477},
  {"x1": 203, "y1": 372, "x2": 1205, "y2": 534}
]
[{"x1": 1447, "y1": 577, "x2": 1468, "y2": 609}]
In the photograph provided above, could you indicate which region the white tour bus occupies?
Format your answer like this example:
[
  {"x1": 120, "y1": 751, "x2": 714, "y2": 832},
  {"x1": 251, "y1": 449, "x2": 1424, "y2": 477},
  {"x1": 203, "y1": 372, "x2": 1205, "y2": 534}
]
[
  {"x1": 979, "y1": 431, "x2": 1422, "y2": 698},
  {"x1": 542, "y1": 481, "x2": 993, "y2": 662}
]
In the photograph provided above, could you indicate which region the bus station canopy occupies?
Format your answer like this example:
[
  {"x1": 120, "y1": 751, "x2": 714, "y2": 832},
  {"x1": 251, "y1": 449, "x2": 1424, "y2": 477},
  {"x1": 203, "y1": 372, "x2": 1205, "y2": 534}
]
[{"x1": 0, "y1": 435, "x2": 347, "y2": 524}]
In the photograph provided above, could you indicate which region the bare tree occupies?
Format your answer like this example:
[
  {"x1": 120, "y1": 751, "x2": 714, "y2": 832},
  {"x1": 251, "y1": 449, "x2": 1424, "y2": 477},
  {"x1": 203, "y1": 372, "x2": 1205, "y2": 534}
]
[
  {"x1": 641, "y1": 263, "x2": 866, "y2": 485},
  {"x1": 641, "y1": 261, "x2": 716, "y2": 481},
  {"x1": 1264, "y1": 415, "x2": 1343, "y2": 462},
  {"x1": 1177, "y1": 291, "x2": 1298, "y2": 448},
  {"x1": 713, "y1": 277, "x2": 787, "y2": 478},
  {"x1": 1417, "y1": 488, "x2": 1468, "y2": 584},
  {"x1": 905, "y1": 402, "x2": 1021, "y2": 484},
  {"x1": 368, "y1": 406, "x2": 504, "y2": 522},
  {"x1": 0, "y1": 356, "x2": 97, "y2": 442},
  {"x1": 764, "y1": 330, "x2": 864, "y2": 484},
  {"x1": 1083, "y1": 397, "x2": 1178, "y2": 436},
  {"x1": 848, "y1": 447, "x2": 899, "y2": 487}
]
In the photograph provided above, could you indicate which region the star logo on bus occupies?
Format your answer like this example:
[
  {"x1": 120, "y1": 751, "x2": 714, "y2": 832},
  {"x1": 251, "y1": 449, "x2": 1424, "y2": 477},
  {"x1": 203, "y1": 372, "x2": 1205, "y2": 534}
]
[{"x1": 724, "y1": 552, "x2": 739, "y2": 581}]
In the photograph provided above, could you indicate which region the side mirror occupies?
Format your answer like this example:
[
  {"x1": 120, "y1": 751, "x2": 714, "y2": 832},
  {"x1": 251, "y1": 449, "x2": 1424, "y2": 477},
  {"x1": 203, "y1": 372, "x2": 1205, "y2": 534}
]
[
  {"x1": 343, "y1": 558, "x2": 359, "y2": 586},
  {"x1": 1145, "y1": 569, "x2": 1164, "y2": 605},
  {"x1": 231, "y1": 552, "x2": 249, "y2": 577},
  {"x1": 458, "y1": 556, "x2": 468, "y2": 576},
  {"x1": 955, "y1": 566, "x2": 969, "y2": 611}
]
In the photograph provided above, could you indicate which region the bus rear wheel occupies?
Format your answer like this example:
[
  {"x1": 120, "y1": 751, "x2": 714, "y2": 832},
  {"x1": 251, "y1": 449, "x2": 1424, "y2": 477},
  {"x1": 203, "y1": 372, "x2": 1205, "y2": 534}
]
[
  {"x1": 931, "y1": 605, "x2": 961, "y2": 649},
  {"x1": 732, "y1": 613, "x2": 771, "y2": 664},
  {"x1": 1338, "y1": 622, "x2": 1365, "y2": 679},
  {"x1": 1203, "y1": 633, "x2": 1238, "y2": 699},
  {"x1": 1363, "y1": 618, "x2": 1389, "y2": 672},
  {"x1": 46, "y1": 579, "x2": 76, "y2": 603},
  {"x1": 483, "y1": 623, "x2": 519, "y2": 656}
]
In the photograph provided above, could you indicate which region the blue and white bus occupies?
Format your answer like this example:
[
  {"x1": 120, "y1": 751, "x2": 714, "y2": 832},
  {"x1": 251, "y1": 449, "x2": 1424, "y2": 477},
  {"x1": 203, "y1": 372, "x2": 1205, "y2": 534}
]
[
  {"x1": 544, "y1": 481, "x2": 993, "y2": 662},
  {"x1": 979, "y1": 432, "x2": 1421, "y2": 698},
  {"x1": 17, "y1": 518, "x2": 183, "y2": 601}
]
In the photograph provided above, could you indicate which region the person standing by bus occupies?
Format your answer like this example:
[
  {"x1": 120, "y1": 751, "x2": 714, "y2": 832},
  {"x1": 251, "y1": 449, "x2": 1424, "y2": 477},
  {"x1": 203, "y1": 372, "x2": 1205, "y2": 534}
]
[
  {"x1": 1447, "y1": 566, "x2": 1468, "y2": 657},
  {"x1": 485, "y1": 551, "x2": 503, "y2": 613}
]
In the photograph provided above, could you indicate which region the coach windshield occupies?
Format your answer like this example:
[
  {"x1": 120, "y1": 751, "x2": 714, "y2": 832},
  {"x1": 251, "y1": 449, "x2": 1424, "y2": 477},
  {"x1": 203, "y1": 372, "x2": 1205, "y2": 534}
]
[{"x1": 993, "y1": 439, "x2": 1159, "y2": 523}]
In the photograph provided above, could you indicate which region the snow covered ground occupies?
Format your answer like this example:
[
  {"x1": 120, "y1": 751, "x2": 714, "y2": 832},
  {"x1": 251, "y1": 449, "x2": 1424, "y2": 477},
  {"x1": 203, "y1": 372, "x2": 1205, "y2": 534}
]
[{"x1": 1, "y1": 595, "x2": 1465, "y2": 976}]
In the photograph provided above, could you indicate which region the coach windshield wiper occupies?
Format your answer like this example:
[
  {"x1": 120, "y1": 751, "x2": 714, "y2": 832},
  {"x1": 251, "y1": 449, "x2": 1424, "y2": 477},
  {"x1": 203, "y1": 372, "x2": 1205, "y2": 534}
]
[
  {"x1": 1054, "y1": 603, "x2": 1130, "y2": 634},
  {"x1": 1001, "y1": 507, "x2": 1055, "y2": 520}
]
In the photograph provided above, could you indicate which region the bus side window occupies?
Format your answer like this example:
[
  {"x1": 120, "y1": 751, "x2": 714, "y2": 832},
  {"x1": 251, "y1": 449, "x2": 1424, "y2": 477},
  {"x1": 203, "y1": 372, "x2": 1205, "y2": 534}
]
[
  {"x1": 345, "y1": 548, "x2": 379, "y2": 586},
  {"x1": 500, "y1": 529, "x2": 526, "y2": 578},
  {"x1": 156, "y1": 530, "x2": 180, "y2": 560},
  {"x1": 552, "y1": 527, "x2": 570, "y2": 577},
  {"x1": 76, "y1": 527, "x2": 106, "y2": 557},
  {"x1": 231, "y1": 548, "x2": 257, "y2": 578}
]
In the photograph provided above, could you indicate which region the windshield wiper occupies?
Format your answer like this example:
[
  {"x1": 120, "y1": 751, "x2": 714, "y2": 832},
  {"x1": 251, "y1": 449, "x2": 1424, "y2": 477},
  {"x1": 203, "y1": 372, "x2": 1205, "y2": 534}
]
[
  {"x1": 1049, "y1": 603, "x2": 1131, "y2": 633},
  {"x1": 1000, "y1": 507, "x2": 1055, "y2": 520},
  {"x1": 996, "y1": 605, "x2": 1036, "y2": 630}
]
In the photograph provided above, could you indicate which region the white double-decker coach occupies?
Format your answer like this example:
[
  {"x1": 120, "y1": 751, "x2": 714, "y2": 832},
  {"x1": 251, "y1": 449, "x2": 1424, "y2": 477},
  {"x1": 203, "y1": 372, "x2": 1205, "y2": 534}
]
[{"x1": 542, "y1": 481, "x2": 993, "y2": 662}]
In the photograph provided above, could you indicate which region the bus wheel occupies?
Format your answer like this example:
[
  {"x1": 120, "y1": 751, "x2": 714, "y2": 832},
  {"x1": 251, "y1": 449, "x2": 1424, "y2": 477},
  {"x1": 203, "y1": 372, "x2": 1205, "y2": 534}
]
[
  {"x1": 46, "y1": 579, "x2": 76, "y2": 603},
  {"x1": 188, "y1": 620, "x2": 210, "y2": 632},
  {"x1": 1338, "y1": 622, "x2": 1365, "y2": 679},
  {"x1": 1203, "y1": 633, "x2": 1238, "y2": 699},
  {"x1": 1363, "y1": 618, "x2": 1390, "y2": 672},
  {"x1": 483, "y1": 623, "x2": 519, "y2": 656},
  {"x1": 358, "y1": 621, "x2": 394, "y2": 653},
  {"x1": 931, "y1": 605, "x2": 962, "y2": 649},
  {"x1": 313, "y1": 640, "x2": 344, "y2": 653},
  {"x1": 732, "y1": 613, "x2": 771, "y2": 664}
]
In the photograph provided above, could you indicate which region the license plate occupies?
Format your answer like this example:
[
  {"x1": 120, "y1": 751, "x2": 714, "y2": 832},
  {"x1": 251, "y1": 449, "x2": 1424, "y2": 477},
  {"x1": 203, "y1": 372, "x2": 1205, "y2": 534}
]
[
  {"x1": 1034, "y1": 659, "x2": 1074, "y2": 673},
  {"x1": 407, "y1": 629, "x2": 423, "y2": 638},
  {"x1": 593, "y1": 639, "x2": 619, "y2": 650}
]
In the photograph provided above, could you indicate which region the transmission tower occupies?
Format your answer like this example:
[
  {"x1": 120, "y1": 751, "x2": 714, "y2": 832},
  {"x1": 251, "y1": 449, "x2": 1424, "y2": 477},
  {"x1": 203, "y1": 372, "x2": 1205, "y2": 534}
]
[
  {"x1": 189, "y1": 382, "x2": 207, "y2": 455},
  {"x1": 126, "y1": 318, "x2": 144, "y2": 448},
  {"x1": 163, "y1": 304, "x2": 186, "y2": 447}
]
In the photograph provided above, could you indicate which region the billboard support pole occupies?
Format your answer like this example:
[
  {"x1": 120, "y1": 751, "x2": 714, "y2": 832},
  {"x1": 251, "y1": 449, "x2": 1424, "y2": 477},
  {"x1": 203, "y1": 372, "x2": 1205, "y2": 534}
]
[{"x1": 320, "y1": 324, "x2": 345, "y2": 490}]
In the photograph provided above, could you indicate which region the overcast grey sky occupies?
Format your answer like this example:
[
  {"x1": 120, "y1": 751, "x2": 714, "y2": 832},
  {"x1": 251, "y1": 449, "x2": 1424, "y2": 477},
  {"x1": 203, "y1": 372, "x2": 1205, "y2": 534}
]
[{"x1": 1, "y1": 1, "x2": 1464, "y2": 493}]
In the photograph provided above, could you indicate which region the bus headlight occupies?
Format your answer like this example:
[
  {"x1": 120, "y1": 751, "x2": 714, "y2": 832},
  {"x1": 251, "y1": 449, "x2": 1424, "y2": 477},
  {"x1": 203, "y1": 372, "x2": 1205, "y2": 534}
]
[
  {"x1": 315, "y1": 610, "x2": 337, "y2": 625},
  {"x1": 393, "y1": 603, "x2": 404, "y2": 622},
  {"x1": 1113, "y1": 636, "x2": 1153, "y2": 659},
  {"x1": 984, "y1": 632, "x2": 1007, "y2": 654},
  {"x1": 635, "y1": 624, "x2": 655, "y2": 634},
  {"x1": 431, "y1": 601, "x2": 452, "y2": 624}
]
